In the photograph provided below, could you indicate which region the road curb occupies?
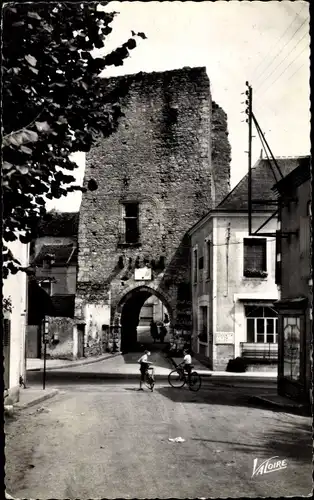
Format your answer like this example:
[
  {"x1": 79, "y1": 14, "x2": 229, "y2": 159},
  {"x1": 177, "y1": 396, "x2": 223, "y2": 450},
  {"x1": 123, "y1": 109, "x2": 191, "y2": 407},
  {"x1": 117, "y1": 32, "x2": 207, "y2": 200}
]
[
  {"x1": 27, "y1": 352, "x2": 121, "y2": 372},
  {"x1": 15, "y1": 389, "x2": 59, "y2": 410},
  {"x1": 249, "y1": 395, "x2": 310, "y2": 413}
]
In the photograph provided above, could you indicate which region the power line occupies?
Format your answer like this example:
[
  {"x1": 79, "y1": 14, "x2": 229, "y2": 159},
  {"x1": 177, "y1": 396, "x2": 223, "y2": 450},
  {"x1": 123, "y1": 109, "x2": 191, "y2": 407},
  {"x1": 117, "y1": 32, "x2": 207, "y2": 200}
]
[
  {"x1": 255, "y1": 30, "x2": 309, "y2": 94},
  {"x1": 255, "y1": 44, "x2": 309, "y2": 99},
  {"x1": 250, "y1": 3, "x2": 307, "y2": 80},
  {"x1": 285, "y1": 61, "x2": 307, "y2": 83},
  {"x1": 253, "y1": 13, "x2": 309, "y2": 86}
]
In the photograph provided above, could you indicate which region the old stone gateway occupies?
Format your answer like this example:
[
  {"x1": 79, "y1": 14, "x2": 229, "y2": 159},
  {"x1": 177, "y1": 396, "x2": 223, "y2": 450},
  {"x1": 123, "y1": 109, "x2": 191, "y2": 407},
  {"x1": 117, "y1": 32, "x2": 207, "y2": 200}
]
[
  {"x1": 74, "y1": 66, "x2": 231, "y2": 354},
  {"x1": 114, "y1": 285, "x2": 173, "y2": 351}
]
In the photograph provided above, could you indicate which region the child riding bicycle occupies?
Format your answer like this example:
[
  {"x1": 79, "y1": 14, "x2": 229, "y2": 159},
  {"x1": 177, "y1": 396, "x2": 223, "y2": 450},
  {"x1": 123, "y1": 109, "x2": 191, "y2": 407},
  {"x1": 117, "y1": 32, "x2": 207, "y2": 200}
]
[
  {"x1": 177, "y1": 349, "x2": 192, "y2": 383},
  {"x1": 137, "y1": 350, "x2": 154, "y2": 391}
]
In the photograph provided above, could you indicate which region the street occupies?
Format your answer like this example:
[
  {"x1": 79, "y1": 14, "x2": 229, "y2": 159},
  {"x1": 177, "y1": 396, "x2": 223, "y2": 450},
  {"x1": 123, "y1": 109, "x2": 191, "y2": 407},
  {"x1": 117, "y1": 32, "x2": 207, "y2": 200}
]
[{"x1": 5, "y1": 381, "x2": 312, "y2": 499}]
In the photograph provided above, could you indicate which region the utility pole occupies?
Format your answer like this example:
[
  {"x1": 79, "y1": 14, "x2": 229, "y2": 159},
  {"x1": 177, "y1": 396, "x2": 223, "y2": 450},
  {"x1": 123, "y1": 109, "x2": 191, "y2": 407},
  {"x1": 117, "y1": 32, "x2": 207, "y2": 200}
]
[{"x1": 245, "y1": 82, "x2": 253, "y2": 235}]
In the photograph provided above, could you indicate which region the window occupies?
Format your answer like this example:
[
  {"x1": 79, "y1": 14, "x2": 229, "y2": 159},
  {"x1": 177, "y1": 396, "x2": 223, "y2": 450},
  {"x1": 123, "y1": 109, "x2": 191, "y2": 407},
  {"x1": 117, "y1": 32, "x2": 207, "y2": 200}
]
[
  {"x1": 122, "y1": 203, "x2": 139, "y2": 244},
  {"x1": 198, "y1": 256, "x2": 204, "y2": 270},
  {"x1": 206, "y1": 240, "x2": 211, "y2": 279},
  {"x1": 199, "y1": 306, "x2": 208, "y2": 343},
  {"x1": 283, "y1": 316, "x2": 301, "y2": 381},
  {"x1": 245, "y1": 306, "x2": 278, "y2": 343},
  {"x1": 193, "y1": 248, "x2": 198, "y2": 284},
  {"x1": 243, "y1": 238, "x2": 267, "y2": 277}
]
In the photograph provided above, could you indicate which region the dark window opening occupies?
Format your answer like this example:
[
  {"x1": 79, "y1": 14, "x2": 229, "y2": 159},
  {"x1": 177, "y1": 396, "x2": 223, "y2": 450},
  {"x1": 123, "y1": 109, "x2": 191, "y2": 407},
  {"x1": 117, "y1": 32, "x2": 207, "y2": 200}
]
[
  {"x1": 206, "y1": 240, "x2": 211, "y2": 278},
  {"x1": 198, "y1": 256, "x2": 204, "y2": 270},
  {"x1": 193, "y1": 249, "x2": 198, "y2": 284},
  {"x1": 123, "y1": 203, "x2": 140, "y2": 244},
  {"x1": 243, "y1": 238, "x2": 267, "y2": 276}
]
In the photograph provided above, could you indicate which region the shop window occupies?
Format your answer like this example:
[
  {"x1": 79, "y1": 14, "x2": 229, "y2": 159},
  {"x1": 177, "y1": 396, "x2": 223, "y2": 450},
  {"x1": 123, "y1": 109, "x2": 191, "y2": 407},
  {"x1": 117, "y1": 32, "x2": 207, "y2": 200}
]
[
  {"x1": 243, "y1": 238, "x2": 267, "y2": 277},
  {"x1": 121, "y1": 203, "x2": 140, "y2": 244},
  {"x1": 245, "y1": 306, "x2": 278, "y2": 343},
  {"x1": 283, "y1": 316, "x2": 301, "y2": 381}
]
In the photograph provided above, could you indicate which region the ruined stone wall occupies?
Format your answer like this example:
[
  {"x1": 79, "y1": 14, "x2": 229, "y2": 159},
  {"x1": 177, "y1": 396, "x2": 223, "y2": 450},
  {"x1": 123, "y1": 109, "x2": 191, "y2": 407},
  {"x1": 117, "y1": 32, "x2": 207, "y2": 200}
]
[
  {"x1": 76, "y1": 67, "x2": 231, "y2": 348},
  {"x1": 211, "y1": 102, "x2": 231, "y2": 206}
]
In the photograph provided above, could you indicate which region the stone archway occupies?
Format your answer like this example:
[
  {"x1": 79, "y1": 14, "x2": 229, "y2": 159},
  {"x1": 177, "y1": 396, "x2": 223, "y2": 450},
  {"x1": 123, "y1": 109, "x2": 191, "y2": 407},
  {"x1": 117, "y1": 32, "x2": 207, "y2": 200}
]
[{"x1": 114, "y1": 285, "x2": 173, "y2": 352}]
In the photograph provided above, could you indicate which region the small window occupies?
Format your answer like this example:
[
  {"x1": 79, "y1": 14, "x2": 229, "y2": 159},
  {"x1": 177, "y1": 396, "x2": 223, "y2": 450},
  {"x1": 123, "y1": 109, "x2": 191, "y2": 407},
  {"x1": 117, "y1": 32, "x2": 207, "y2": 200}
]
[
  {"x1": 206, "y1": 240, "x2": 211, "y2": 278},
  {"x1": 122, "y1": 203, "x2": 139, "y2": 244},
  {"x1": 243, "y1": 238, "x2": 267, "y2": 277},
  {"x1": 198, "y1": 256, "x2": 204, "y2": 270},
  {"x1": 193, "y1": 248, "x2": 198, "y2": 284}
]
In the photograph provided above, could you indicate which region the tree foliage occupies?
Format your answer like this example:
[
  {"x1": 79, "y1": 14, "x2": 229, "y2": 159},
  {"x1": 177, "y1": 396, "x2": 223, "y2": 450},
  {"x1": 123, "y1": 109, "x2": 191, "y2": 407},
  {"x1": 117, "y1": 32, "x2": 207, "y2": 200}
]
[{"x1": 2, "y1": 2, "x2": 146, "y2": 277}]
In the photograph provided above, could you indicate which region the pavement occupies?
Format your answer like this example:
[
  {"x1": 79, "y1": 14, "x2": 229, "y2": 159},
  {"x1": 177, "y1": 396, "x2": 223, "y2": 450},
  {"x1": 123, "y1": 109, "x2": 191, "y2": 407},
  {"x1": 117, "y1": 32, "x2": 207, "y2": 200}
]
[
  {"x1": 26, "y1": 352, "x2": 121, "y2": 371},
  {"x1": 4, "y1": 382, "x2": 313, "y2": 499}
]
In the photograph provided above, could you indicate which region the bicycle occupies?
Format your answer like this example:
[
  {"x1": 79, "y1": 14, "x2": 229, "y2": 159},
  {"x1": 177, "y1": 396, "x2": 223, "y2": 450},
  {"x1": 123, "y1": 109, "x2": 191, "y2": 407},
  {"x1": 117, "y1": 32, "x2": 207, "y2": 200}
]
[
  {"x1": 144, "y1": 366, "x2": 155, "y2": 392},
  {"x1": 168, "y1": 365, "x2": 202, "y2": 392}
]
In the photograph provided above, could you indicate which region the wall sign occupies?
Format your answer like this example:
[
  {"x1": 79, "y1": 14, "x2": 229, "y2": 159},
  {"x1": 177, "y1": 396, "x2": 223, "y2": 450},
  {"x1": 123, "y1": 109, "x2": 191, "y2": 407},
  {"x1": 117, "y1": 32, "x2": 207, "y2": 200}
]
[
  {"x1": 215, "y1": 332, "x2": 234, "y2": 344},
  {"x1": 134, "y1": 266, "x2": 152, "y2": 281}
]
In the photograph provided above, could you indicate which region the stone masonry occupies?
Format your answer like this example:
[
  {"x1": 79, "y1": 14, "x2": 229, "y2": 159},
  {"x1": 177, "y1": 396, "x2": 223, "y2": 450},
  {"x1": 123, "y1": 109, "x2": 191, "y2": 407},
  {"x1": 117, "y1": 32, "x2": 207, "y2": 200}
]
[{"x1": 75, "y1": 66, "x2": 231, "y2": 353}]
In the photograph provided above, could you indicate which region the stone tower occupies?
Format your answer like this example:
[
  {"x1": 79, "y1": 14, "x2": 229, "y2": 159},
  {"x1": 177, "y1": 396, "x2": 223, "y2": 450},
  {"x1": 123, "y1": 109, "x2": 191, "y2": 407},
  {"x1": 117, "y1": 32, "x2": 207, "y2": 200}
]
[{"x1": 75, "y1": 66, "x2": 230, "y2": 353}]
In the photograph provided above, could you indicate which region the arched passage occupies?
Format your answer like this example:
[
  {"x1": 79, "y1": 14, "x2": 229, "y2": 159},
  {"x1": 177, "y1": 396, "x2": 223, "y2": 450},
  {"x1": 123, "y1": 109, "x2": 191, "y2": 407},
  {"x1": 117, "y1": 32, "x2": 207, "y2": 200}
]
[{"x1": 115, "y1": 286, "x2": 173, "y2": 352}]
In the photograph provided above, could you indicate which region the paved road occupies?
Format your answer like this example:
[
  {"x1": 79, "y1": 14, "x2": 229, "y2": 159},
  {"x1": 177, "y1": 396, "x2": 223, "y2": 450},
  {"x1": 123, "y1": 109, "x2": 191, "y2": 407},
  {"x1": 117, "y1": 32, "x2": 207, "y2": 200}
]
[{"x1": 5, "y1": 383, "x2": 312, "y2": 499}]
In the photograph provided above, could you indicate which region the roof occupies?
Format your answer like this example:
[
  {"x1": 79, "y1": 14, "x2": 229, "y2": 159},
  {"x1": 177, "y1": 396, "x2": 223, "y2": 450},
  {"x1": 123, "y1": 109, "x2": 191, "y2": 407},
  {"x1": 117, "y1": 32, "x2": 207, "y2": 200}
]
[
  {"x1": 33, "y1": 244, "x2": 77, "y2": 266},
  {"x1": 272, "y1": 156, "x2": 311, "y2": 195},
  {"x1": 188, "y1": 155, "x2": 309, "y2": 236},
  {"x1": 36, "y1": 212, "x2": 79, "y2": 238},
  {"x1": 216, "y1": 157, "x2": 309, "y2": 212}
]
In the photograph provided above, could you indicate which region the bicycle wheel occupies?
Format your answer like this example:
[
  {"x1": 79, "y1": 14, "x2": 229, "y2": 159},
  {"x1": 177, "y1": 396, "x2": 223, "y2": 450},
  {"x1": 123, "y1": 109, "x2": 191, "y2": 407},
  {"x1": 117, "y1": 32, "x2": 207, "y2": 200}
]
[
  {"x1": 168, "y1": 369, "x2": 186, "y2": 388},
  {"x1": 188, "y1": 371, "x2": 201, "y2": 392}
]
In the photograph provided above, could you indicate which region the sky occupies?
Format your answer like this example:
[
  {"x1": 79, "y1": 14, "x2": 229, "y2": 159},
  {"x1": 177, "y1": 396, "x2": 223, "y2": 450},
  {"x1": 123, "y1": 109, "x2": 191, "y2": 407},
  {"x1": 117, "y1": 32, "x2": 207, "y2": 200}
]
[{"x1": 47, "y1": 0, "x2": 310, "y2": 212}]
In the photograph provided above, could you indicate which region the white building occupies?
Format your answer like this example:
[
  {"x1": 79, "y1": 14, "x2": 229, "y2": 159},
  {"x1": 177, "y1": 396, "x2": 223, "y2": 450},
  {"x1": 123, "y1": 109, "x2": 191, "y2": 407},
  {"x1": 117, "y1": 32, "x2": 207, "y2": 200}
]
[
  {"x1": 188, "y1": 157, "x2": 299, "y2": 371},
  {"x1": 3, "y1": 240, "x2": 29, "y2": 403}
]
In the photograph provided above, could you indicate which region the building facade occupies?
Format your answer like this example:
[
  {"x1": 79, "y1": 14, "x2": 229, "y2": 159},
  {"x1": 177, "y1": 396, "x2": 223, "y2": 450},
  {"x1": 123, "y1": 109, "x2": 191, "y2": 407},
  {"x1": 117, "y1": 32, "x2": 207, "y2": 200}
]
[
  {"x1": 75, "y1": 66, "x2": 231, "y2": 354},
  {"x1": 27, "y1": 212, "x2": 79, "y2": 359},
  {"x1": 273, "y1": 157, "x2": 312, "y2": 404},
  {"x1": 188, "y1": 157, "x2": 301, "y2": 371},
  {"x1": 3, "y1": 240, "x2": 29, "y2": 403}
]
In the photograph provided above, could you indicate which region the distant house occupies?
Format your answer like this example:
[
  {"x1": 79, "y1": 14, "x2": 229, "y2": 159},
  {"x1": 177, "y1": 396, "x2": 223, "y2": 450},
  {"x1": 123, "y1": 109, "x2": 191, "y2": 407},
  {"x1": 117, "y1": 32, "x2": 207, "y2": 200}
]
[
  {"x1": 188, "y1": 157, "x2": 302, "y2": 371},
  {"x1": 272, "y1": 157, "x2": 311, "y2": 405},
  {"x1": 26, "y1": 212, "x2": 79, "y2": 360}
]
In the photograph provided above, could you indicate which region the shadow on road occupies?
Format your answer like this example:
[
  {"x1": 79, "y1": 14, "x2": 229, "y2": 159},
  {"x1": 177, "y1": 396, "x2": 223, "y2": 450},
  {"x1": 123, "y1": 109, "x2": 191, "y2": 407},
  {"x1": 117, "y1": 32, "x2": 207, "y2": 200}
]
[
  {"x1": 191, "y1": 417, "x2": 312, "y2": 466},
  {"x1": 155, "y1": 385, "x2": 311, "y2": 417}
]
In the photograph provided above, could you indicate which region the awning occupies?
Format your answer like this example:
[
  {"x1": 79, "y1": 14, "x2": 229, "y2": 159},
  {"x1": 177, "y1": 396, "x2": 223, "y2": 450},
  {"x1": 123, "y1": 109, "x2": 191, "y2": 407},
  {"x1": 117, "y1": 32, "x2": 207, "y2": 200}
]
[
  {"x1": 274, "y1": 297, "x2": 308, "y2": 310},
  {"x1": 238, "y1": 299, "x2": 277, "y2": 306}
]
